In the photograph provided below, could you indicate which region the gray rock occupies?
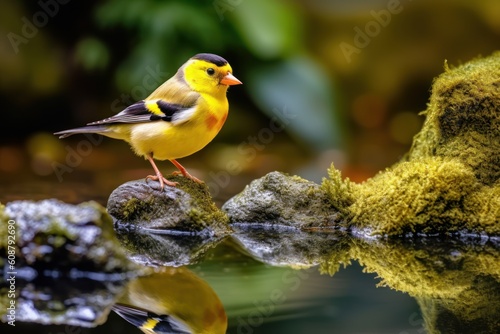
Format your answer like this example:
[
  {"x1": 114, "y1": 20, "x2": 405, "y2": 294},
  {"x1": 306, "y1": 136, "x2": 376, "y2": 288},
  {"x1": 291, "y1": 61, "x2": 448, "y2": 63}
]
[{"x1": 222, "y1": 172, "x2": 342, "y2": 229}]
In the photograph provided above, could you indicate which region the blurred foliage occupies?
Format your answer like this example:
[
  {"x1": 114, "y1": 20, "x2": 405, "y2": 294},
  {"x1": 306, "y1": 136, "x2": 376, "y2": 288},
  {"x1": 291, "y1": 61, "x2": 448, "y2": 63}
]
[
  {"x1": 74, "y1": 37, "x2": 110, "y2": 71},
  {"x1": 1, "y1": 0, "x2": 500, "y2": 186},
  {"x1": 229, "y1": 0, "x2": 302, "y2": 58},
  {"x1": 246, "y1": 56, "x2": 342, "y2": 150}
]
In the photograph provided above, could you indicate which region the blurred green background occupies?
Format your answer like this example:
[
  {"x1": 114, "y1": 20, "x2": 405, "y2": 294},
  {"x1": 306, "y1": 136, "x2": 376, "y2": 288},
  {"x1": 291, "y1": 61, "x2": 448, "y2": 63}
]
[{"x1": 0, "y1": 0, "x2": 499, "y2": 202}]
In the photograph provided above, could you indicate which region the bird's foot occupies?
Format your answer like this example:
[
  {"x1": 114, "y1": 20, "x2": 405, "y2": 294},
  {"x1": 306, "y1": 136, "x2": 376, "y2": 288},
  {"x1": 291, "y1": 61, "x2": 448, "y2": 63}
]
[
  {"x1": 171, "y1": 170, "x2": 204, "y2": 184},
  {"x1": 146, "y1": 174, "x2": 178, "y2": 189}
]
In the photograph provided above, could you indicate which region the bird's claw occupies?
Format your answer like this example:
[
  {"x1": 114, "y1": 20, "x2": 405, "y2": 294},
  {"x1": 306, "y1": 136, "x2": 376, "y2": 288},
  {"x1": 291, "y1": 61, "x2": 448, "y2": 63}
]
[{"x1": 146, "y1": 175, "x2": 178, "y2": 189}]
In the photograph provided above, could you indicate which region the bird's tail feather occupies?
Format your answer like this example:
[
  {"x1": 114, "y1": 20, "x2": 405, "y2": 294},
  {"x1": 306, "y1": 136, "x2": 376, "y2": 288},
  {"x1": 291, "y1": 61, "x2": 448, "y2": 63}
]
[{"x1": 54, "y1": 125, "x2": 109, "y2": 139}]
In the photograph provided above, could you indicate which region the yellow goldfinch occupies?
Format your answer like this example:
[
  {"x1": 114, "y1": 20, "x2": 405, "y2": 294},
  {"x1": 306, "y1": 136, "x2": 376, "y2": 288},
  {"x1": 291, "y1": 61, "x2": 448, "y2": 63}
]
[{"x1": 55, "y1": 53, "x2": 242, "y2": 189}]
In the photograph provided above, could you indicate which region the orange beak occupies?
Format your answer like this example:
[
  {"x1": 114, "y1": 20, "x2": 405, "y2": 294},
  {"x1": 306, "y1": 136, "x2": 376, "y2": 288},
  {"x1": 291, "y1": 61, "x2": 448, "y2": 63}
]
[{"x1": 220, "y1": 73, "x2": 242, "y2": 86}]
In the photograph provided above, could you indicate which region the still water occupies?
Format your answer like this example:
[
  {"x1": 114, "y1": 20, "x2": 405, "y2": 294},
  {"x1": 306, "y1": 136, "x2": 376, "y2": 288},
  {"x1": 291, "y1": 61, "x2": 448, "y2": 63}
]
[{"x1": 2, "y1": 222, "x2": 498, "y2": 334}]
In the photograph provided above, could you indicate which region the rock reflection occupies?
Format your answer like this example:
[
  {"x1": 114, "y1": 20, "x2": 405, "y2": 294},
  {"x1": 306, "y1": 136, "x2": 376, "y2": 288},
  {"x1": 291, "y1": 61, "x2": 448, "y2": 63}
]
[
  {"x1": 231, "y1": 223, "x2": 350, "y2": 268},
  {"x1": 114, "y1": 224, "x2": 227, "y2": 267},
  {"x1": 0, "y1": 271, "x2": 129, "y2": 327},
  {"x1": 349, "y1": 237, "x2": 500, "y2": 334},
  {"x1": 232, "y1": 225, "x2": 500, "y2": 333}
]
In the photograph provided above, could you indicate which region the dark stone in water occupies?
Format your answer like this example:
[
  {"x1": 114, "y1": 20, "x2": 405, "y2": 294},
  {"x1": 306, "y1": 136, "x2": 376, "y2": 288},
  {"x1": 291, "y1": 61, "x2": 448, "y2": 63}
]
[{"x1": 0, "y1": 199, "x2": 135, "y2": 273}]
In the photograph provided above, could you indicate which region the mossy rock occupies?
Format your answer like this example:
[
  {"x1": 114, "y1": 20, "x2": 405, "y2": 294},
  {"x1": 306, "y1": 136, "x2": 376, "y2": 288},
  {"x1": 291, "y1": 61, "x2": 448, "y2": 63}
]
[
  {"x1": 107, "y1": 175, "x2": 231, "y2": 236},
  {"x1": 321, "y1": 51, "x2": 500, "y2": 237},
  {"x1": 0, "y1": 199, "x2": 135, "y2": 273},
  {"x1": 349, "y1": 157, "x2": 495, "y2": 235},
  {"x1": 223, "y1": 172, "x2": 343, "y2": 229},
  {"x1": 225, "y1": 53, "x2": 499, "y2": 237}
]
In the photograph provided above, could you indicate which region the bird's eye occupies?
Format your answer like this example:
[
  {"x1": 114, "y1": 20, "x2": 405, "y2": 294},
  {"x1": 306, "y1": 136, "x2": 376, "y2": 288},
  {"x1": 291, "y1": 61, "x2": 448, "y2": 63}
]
[{"x1": 206, "y1": 68, "x2": 215, "y2": 76}]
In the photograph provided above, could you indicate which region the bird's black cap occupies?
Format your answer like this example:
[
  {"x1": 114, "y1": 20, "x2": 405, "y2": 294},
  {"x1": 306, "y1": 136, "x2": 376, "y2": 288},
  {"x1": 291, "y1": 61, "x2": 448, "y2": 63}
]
[{"x1": 192, "y1": 53, "x2": 228, "y2": 67}]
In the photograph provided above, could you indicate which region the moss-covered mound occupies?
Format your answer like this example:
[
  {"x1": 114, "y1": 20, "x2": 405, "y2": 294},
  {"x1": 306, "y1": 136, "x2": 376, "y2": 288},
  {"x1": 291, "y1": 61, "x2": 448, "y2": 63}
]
[
  {"x1": 408, "y1": 53, "x2": 500, "y2": 186},
  {"x1": 349, "y1": 157, "x2": 499, "y2": 235},
  {"x1": 322, "y1": 52, "x2": 500, "y2": 236}
]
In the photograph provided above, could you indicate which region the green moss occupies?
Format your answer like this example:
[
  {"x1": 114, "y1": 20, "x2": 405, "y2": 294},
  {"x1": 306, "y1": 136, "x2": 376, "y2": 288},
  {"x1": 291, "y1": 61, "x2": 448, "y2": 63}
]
[
  {"x1": 467, "y1": 185, "x2": 500, "y2": 235},
  {"x1": 351, "y1": 157, "x2": 487, "y2": 235},
  {"x1": 171, "y1": 175, "x2": 230, "y2": 233},
  {"x1": 322, "y1": 52, "x2": 500, "y2": 236},
  {"x1": 321, "y1": 164, "x2": 359, "y2": 217},
  {"x1": 408, "y1": 52, "x2": 500, "y2": 185},
  {"x1": 121, "y1": 196, "x2": 156, "y2": 221}
]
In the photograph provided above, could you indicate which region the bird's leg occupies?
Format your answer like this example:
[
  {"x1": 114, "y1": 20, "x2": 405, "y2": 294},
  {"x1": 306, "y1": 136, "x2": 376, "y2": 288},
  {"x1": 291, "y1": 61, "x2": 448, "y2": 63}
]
[
  {"x1": 145, "y1": 153, "x2": 178, "y2": 189},
  {"x1": 170, "y1": 159, "x2": 203, "y2": 183}
]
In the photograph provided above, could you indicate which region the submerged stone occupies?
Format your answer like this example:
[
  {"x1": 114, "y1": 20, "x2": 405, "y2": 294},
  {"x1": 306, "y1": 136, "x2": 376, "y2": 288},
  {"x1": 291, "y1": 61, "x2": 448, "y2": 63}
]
[
  {"x1": 107, "y1": 176, "x2": 231, "y2": 236},
  {"x1": 1, "y1": 277, "x2": 126, "y2": 327}
]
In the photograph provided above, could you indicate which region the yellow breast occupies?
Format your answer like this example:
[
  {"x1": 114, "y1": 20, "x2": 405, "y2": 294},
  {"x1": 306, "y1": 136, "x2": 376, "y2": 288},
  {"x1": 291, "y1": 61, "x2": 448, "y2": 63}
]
[{"x1": 128, "y1": 97, "x2": 228, "y2": 160}]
